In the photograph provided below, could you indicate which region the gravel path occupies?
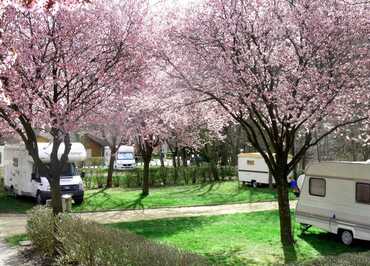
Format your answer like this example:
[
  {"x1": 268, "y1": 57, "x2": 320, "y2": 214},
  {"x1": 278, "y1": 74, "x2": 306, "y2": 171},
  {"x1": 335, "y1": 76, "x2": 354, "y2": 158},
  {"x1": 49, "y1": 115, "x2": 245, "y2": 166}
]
[
  {"x1": 0, "y1": 200, "x2": 297, "y2": 265},
  {"x1": 0, "y1": 201, "x2": 297, "y2": 238}
]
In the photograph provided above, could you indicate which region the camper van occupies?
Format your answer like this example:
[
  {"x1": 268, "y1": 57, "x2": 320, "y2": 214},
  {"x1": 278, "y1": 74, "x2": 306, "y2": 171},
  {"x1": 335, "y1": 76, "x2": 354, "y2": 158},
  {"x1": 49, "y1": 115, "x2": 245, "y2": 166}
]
[
  {"x1": 3, "y1": 142, "x2": 87, "y2": 205},
  {"x1": 296, "y1": 161, "x2": 370, "y2": 245},
  {"x1": 104, "y1": 145, "x2": 136, "y2": 170},
  {"x1": 238, "y1": 153, "x2": 293, "y2": 187}
]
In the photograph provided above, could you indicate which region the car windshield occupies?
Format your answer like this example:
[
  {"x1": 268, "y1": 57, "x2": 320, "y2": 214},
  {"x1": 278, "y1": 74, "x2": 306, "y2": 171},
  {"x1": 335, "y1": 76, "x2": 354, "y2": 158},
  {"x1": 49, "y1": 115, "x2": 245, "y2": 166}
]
[
  {"x1": 38, "y1": 163, "x2": 77, "y2": 177},
  {"x1": 117, "y1": 152, "x2": 134, "y2": 160}
]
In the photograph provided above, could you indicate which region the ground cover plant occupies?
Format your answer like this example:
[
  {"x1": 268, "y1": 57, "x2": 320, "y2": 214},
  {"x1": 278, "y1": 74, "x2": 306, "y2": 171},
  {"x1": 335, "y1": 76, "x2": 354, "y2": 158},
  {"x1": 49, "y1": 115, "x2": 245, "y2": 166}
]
[
  {"x1": 74, "y1": 181, "x2": 295, "y2": 212},
  {"x1": 0, "y1": 181, "x2": 295, "y2": 214},
  {"x1": 110, "y1": 211, "x2": 370, "y2": 265},
  {"x1": 25, "y1": 206, "x2": 208, "y2": 266}
]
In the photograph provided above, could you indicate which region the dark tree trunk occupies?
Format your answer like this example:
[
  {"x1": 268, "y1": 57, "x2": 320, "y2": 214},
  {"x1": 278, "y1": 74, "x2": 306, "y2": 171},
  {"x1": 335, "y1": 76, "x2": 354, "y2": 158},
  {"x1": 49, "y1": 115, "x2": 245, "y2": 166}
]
[
  {"x1": 106, "y1": 152, "x2": 115, "y2": 188},
  {"x1": 49, "y1": 174, "x2": 63, "y2": 215},
  {"x1": 160, "y1": 148, "x2": 165, "y2": 167},
  {"x1": 142, "y1": 144, "x2": 153, "y2": 196},
  {"x1": 142, "y1": 158, "x2": 150, "y2": 196},
  {"x1": 275, "y1": 169, "x2": 294, "y2": 246},
  {"x1": 172, "y1": 151, "x2": 177, "y2": 168},
  {"x1": 181, "y1": 147, "x2": 187, "y2": 167}
]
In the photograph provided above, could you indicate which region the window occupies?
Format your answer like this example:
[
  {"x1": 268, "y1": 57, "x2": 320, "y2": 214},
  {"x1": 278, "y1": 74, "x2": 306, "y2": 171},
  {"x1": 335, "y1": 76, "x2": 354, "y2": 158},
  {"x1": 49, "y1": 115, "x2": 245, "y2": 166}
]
[
  {"x1": 13, "y1": 158, "x2": 18, "y2": 167},
  {"x1": 247, "y1": 160, "x2": 255, "y2": 166},
  {"x1": 117, "y1": 152, "x2": 134, "y2": 160},
  {"x1": 356, "y1": 183, "x2": 370, "y2": 204},
  {"x1": 309, "y1": 178, "x2": 326, "y2": 197}
]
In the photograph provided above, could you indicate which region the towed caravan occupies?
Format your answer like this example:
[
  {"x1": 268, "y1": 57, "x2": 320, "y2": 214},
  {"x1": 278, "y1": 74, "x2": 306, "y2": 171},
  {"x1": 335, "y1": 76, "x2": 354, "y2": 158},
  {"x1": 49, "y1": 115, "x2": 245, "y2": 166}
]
[
  {"x1": 296, "y1": 161, "x2": 370, "y2": 245},
  {"x1": 3, "y1": 142, "x2": 87, "y2": 204},
  {"x1": 238, "y1": 153, "x2": 293, "y2": 187}
]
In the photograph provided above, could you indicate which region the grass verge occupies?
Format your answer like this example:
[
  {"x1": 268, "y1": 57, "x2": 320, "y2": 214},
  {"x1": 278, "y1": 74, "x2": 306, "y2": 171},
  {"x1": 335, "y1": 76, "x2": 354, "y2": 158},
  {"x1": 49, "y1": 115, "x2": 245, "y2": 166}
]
[
  {"x1": 110, "y1": 210, "x2": 370, "y2": 265},
  {"x1": 5, "y1": 234, "x2": 28, "y2": 246},
  {"x1": 74, "y1": 181, "x2": 295, "y2": 212}
]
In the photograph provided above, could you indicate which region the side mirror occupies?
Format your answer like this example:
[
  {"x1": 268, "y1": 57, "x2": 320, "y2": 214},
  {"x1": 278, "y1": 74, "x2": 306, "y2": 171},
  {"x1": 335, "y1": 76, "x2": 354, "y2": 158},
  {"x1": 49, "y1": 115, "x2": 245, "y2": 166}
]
[{"x1": 80, "y1": 172, "x2": 85, "y2": 178}]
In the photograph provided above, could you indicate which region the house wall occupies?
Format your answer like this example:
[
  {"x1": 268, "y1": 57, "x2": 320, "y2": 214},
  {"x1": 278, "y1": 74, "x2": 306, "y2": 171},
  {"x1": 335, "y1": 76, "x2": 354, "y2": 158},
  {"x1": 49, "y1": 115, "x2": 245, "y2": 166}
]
[{"x1": 81, "y1": 137, "x2": 104, "y2": 158}]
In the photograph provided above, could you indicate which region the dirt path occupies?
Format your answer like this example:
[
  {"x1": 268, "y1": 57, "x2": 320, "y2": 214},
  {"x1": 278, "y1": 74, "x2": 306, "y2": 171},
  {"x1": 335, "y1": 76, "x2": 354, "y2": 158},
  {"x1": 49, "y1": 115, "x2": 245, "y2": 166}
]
[
  {"x1": 0, "y1": 201, "x2": 297, "y2": 265},
  {"x1": 0, "y1": 201, "x2": 297, "y2": 238}
]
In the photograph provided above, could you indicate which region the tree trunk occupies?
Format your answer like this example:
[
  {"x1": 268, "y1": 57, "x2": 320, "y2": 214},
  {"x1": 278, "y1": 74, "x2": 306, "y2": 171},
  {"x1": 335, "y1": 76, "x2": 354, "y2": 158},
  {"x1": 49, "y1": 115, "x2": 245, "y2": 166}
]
[
  {"x1": 142, "y1": 157, "x2": 150, "y2": 196},
  {"x1": 106, "y1": 152, "x2": 115, "y2": 188},
  {"x1": 160, "y1": 148, "x2": 165, "y2": 167},
  {"x1": 172, "y1": 152, "x2": 177, "y2": 168},
  {"x1": 49, "y1": 175, "x2": 63, "y2": 215},
  {"x1": 142, "y1": 144, "x2": 153, "y2": 196},
  {"x1": 181, "y1": 148, "x2": 187, "y2": 167},
  {"x1": 275, "y1": 170, "x2": 294, "y2": 246}
]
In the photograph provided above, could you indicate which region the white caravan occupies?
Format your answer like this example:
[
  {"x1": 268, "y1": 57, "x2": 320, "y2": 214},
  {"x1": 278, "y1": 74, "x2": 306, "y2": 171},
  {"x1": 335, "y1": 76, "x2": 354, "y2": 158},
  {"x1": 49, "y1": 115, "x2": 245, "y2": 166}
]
[
  {"x1": 296, "y1": 161, "x2": 370, "y2": 245},
  {"x1": 3, "y1": 142, "x2": 87, "y2": 204},
  {"x1": 238, "y1": 153, "x2": 292, "y2": 187},
  {"x1": 104, "y1": 145, "x2": 136, "y2": 170}
]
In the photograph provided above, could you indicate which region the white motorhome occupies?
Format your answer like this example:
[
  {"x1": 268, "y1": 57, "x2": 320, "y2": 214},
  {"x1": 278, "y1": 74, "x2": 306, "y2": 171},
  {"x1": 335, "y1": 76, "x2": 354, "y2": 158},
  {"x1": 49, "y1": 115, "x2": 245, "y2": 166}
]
[
  {"x1": 3, "y1": 142, "x2": 87, "y2": 205},
  {"x1": 104, "y1": 145, "x2": 136, "y2": 170},
  {"x1": 296, "y1": 161, "x2": 370, "y2": 245},
  {"x1": 238, "y1": 153, "x2": 293, "y2": 187}
]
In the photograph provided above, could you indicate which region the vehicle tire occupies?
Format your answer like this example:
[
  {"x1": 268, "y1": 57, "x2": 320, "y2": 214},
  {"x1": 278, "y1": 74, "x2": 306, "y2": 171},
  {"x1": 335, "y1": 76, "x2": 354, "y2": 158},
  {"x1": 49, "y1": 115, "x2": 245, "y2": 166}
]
[
  {"x1": 251, "y1": 181, "x2": 258, "y2": 188},
  {"x1": 36, "y1": 192, "x2": 45, "y2": 205},
  {"x1": 73, "y1": 197, "x2": 84, "y2": 205},
  {"x1": 340, "y1": 230, "x2": 353, "y2": 246}
]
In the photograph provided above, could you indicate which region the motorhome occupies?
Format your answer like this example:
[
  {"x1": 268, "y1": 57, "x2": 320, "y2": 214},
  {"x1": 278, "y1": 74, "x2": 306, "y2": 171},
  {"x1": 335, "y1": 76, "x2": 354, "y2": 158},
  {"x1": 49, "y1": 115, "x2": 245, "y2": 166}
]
[
  {"x1": 104, "y1": 145, "x2": 136, "y2": 170},
  {"x1": 3, "y1": 142, "x2": 87, "y2": 205},
  {"x1": 238, "y1": 152, "x2": 293, "y2": 187},
  {"x1": 296, "y1": 161, "x2": 370, "y2": 245}
]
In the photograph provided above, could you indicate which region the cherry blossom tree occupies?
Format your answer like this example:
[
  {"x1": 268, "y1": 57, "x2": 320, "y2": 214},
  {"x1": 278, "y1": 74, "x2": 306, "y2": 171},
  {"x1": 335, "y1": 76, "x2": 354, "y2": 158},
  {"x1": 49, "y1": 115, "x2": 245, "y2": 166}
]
[
  {"x1": 161, "y1": 0, "x2": 369, "y2": 246},
  {"x1": 0, "y1": 0, "x2": 147, "y2": 214}
]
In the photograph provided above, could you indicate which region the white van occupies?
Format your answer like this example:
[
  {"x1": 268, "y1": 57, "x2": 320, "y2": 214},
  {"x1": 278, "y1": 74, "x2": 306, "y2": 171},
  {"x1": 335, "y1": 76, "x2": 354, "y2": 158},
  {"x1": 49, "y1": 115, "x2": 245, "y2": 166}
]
[
  {"x1": 104, "y1": 145, "x2": 136, "y2": 170},
  {"x1": 296, "y1": 161, "x2": 370, "y2": 245},
  {"x1": 3, "y1": 142, "x2": 87, "y2": 205},
  {"x1": 238, "y1": 153, "x2": 293, "y2": 187}
]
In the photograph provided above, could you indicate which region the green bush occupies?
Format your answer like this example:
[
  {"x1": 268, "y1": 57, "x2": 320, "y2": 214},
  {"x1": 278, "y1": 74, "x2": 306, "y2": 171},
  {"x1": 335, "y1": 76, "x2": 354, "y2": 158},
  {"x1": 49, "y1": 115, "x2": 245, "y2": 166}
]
[
  {"x1": 27, "y1": 206, "x2": 208, "y2": 266},
  {"x1": 26, "y1": 206, "x2": 56, "y2": 257},
  {"x1": 83, "y1": 165, "x2": 237, "y2": 189}
]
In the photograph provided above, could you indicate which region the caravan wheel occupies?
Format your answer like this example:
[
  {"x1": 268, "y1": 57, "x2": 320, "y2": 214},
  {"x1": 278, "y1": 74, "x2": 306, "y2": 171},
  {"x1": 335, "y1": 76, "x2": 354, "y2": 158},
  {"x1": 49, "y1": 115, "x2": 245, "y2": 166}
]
[
  {"x1": 251, "y1": 181, "x2": 258, "y2": 188},
  {"x1": 36, "y1": 192, "x2": 45, "y2": 205},
  {"x1": 340, "y1": 230, "x2": 353, "y2": 246}
]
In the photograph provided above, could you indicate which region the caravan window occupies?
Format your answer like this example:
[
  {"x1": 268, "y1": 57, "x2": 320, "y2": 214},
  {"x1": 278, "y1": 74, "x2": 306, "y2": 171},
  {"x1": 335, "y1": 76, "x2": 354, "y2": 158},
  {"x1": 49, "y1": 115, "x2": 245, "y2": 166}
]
[
  {"x1": 309, "y1": 178, "x2": 326, "y2": 197},
  {"x1": 356, "y1": 183, "x2": 370, "y2": 204}
]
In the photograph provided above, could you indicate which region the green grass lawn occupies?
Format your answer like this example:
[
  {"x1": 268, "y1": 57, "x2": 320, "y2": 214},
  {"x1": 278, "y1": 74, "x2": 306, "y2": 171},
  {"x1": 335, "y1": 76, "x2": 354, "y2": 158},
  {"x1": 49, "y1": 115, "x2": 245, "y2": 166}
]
[
  {"x1": 74, "y1": 181, "x2": 296, "y2": 212},
  {"x1": 110, "y1": 211, "x2": 370, "y2": 265},
  {"x1": 0, "y1": 189, "x2": 34, "y2": 213},
  {"x1": 0, "y1": 181, "x2": 295, "y2": 213}
]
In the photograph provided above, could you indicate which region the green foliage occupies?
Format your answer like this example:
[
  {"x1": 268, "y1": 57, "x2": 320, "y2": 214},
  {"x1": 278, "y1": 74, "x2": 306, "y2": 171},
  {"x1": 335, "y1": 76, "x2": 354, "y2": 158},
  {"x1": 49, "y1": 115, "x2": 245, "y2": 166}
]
[
  {"x1": 5, "y1": 234, "x2": 28, "y2": 246},
  {"x1": 0, "y1": 188, "x2": 34, "y2": 213},
  {"x1": 111, "y1": 211, "x2": 370, "y2": 265},
  {"x1": 26, "y1": 206, "x2": 56, "y2": 257},
  {"x1": 74, "y1": 181, "x2": 294, "y2": 212},
  {"x1": 82, "y1": 165, "x2": 237, "y2": 190},
  {"x1": 26, "y1": 206, "x2": 208, "y2": 266}
]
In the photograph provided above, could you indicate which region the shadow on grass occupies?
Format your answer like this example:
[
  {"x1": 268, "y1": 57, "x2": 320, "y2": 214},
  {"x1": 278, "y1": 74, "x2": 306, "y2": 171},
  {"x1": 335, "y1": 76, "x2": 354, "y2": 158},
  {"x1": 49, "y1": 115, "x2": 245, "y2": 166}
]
[
  {"x1": 110, "y1": 215, "x2": 215, "y2": 239},
  {"x1": 124, "y1": 194, "x2": 147, "y2": 210},
  {"x1": 298, "y1": 230, "x2": 370, "y2": 257},
  {"x1": 283, "y1": 244, "x2": 298, "y2": 264},
  {"x1": 0, "y1": 190, "x2": 35, "y2": 213}
]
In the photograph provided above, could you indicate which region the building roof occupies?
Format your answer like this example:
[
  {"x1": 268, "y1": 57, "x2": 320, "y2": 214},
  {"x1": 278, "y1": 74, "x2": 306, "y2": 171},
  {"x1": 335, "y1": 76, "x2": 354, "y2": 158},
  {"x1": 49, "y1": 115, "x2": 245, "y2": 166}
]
[{"x1": 306, "y1": 161, "x2": 370, "y2": 181}]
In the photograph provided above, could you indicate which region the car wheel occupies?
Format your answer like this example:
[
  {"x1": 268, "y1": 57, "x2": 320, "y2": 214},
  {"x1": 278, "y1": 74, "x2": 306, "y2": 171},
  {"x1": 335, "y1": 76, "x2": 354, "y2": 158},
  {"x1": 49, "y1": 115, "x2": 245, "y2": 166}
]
[
  {"x1": 74, "y1": 197, "x2": 84, "y2": 205},
  {"x1": 340, "y1": 230, "x2": 353, "y2": 246},
  {"x1": 36, "y1": 192, "x2": 45, "y2": 205}
]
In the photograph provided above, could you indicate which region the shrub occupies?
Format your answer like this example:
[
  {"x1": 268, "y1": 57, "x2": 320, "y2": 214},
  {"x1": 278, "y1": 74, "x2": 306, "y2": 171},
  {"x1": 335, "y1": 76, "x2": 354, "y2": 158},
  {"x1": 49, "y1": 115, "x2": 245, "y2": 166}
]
[
  {"x1": 26, "y1": 206, "x2": 56, "y2": 257},
  {"x1": 27, "y1": 206, "x2": 209, "y2": 266}
]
